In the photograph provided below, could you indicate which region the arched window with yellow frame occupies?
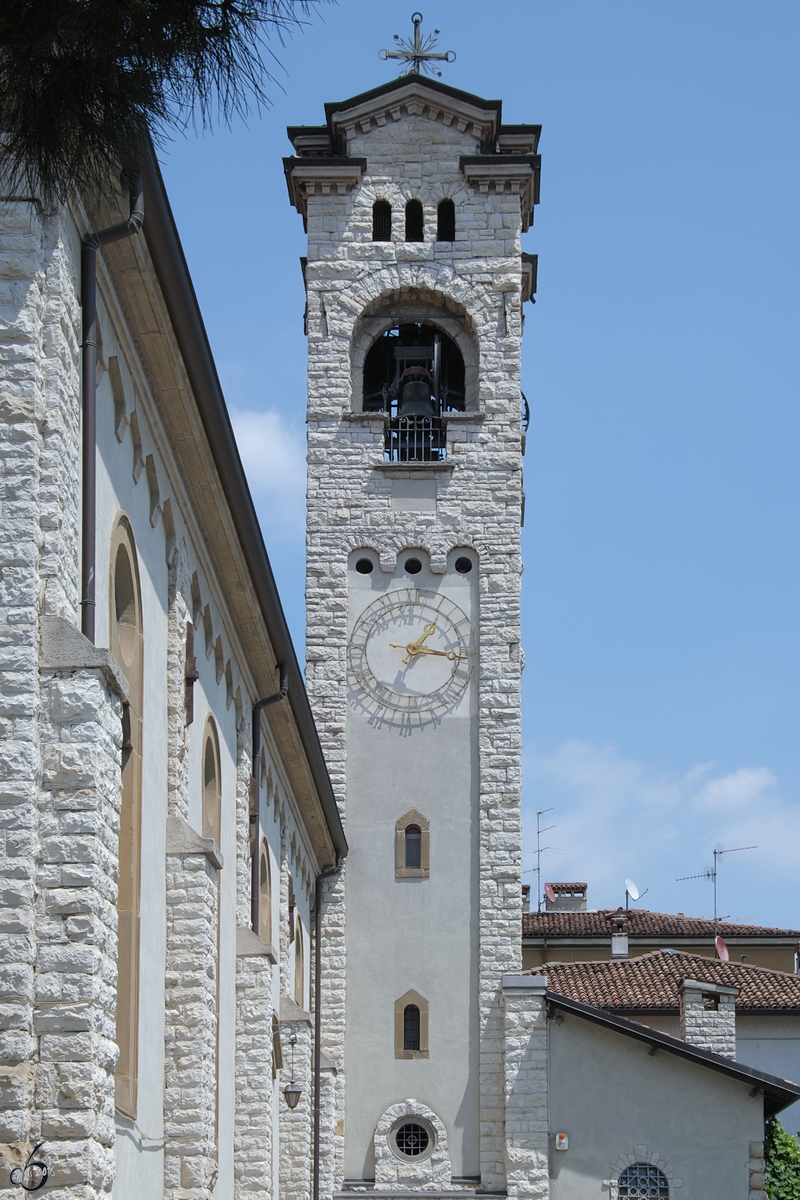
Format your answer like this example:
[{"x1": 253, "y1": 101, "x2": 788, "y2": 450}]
[
  {"x1": 259, "y1": 838, "x2": 272, "y2": 943},
  {"x1": 294, "y1": 916, "x2": 305, "y2": 1008},
  {"x1": 109, "y1": 515, "x2": 143, "y2": 1118}
]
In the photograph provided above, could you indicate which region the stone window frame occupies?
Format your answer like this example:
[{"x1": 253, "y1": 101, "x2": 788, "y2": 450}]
[
  {"x1": 109, "y1": 513, "x2": 143, "y2": 1120},
  {"x1": 373, "y1": 199, "x2": 392, "y2": 242},
  {"x1": 436, "y1": 198, "x2": 456, "y2": 242},
  {"x1": 394, "y1": 989, "x2": 429, "y2": 1059},
  {"x1": 405, "y1": 198, "x2": 424, "y2": 242},
  {"x1": 396, "y1": 809, "x2": 430, "y2": 879},
  {"x1": 604, "y1": 1147, "x2": 681, "y2": 1198},
  {"x1": 350, "y1": 290, "x2": 480, "y2": 415}
]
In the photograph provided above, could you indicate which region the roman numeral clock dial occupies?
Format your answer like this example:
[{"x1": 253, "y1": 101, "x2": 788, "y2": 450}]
[{"x1": 347, "y1": 588, "x2": 476, "y2": 725}]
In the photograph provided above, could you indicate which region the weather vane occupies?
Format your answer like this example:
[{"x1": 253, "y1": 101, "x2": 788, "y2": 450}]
[{"x1": 379, "y1": 12, "x2": 456, "y2": 78}]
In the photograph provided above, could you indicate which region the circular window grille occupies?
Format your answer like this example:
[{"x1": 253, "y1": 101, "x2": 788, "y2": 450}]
[
  {"x1": 395, "y1": 1122, "x2": 430, "y2": 1158},
  {"x1": 618, "y1": 1162, "x2": 669, "y2": 1199}
]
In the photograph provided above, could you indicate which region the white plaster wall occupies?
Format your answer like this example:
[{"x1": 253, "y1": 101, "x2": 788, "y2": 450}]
[
  {"x1": 737, "y1": 1015, "x2": 800, "y2": 1132},
  {"x1": 548, "y1": 1015, "x2": 763, "y2": 1199},
  {"x1": 344, "y1": 550, "x2": 479, "y2": 1179},
  {"x1": 95, "y1": 382, "x2": 169, "y2": 1197}
]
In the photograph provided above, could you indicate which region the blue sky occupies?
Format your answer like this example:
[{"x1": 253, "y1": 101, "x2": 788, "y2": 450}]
[{"x1": 159, "y1": 1, "x2": 800, "y2": 928}]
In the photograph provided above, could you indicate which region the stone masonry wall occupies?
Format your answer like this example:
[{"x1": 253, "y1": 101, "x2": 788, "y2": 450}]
[
  {"x1": 680, "y1": 981, "x2": 738, "y2": 1060},
  {"x1": 0, "y1": 196, "x2": 85, "y2": 1193},
  {"x1": 502, "y1": 977, "x2": 549, "y2": 1200},
  {"x1": 163, "y1": 849, "x2": 219, "y2": 1198},
  {"x1": 301, "y1": 98, "x2": 527, "y2": 1193},
  {"x1": 33, "y1": 666, "x2": 124, "y2": 1198}
]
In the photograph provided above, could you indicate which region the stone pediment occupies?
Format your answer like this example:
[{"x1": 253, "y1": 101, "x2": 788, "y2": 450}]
[
  {"x1": 328, "y1": 77, "x2": 500, "y2": 148},
  {"x1": 317, "y1": 75, "x2": 507, "y2": 148}
]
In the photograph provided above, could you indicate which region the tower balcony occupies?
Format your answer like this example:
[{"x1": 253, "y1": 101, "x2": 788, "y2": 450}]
[{"x1": 385, "y1": 415, "x2": 446, "y2": 464}]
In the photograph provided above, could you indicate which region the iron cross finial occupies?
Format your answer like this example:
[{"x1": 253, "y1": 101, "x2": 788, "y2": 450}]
[{"x1": 379, "y1": 12, "x2": 456, "y2": 78}]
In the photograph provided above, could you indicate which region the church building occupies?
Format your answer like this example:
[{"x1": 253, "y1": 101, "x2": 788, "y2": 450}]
[{"x1": 0, "y1": 20, "x2": 798, "y2": 1200}]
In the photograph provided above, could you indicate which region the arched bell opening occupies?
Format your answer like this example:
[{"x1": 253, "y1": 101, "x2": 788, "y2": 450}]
[{"x1": 362, "y1": 322, "x2": 466, "y2": 463}]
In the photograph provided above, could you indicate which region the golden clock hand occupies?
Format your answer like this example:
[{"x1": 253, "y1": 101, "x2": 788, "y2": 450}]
[
  {"x1": 413, "y1": 647, "x2": 467, "y2": 660},
  {"x1": 390, "y1": 622, "x2": 437, "y2": 664}
]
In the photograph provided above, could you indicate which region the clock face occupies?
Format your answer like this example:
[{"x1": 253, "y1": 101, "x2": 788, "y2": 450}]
[{"x1": 348, "y1": 588, "x2": 476, "y2": 722}]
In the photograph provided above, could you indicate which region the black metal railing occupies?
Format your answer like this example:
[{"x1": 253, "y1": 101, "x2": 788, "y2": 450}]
[{"x1": 385, "y1": 416, "x2": 446, "y2": 463}]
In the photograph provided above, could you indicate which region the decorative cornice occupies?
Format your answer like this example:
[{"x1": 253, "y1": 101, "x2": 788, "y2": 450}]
[
  {"x1": 460, "y1": 155, "x2": 541, "y2": 231},
  {"x1": 283, "y1": 157, "x2": 367, "y2": 216}
]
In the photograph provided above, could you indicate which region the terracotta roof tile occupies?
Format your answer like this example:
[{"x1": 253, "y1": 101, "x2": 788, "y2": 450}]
[
  {"x1": 522, "y1": 908, "x2": 800, "y2": 939},
  {"x1": 526, "y1": 950, "x2": 800, "y2": 1012}
]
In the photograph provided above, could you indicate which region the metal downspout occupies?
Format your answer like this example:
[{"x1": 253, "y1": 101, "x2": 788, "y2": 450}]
[
  {"x1": 81, "y1": 175, "x2": 145, "y2": 641},
  {"x1": 313, "y1": 860, "x2": 342, "y2": 1200},
  {"x1": 250, "y1": 663, "x2": 289, "y2": 930}
]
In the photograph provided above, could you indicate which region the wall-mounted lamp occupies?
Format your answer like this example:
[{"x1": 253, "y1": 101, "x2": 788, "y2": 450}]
[{"x1": 283, "y1": 1033, "x2": 302, "y2": 1110}]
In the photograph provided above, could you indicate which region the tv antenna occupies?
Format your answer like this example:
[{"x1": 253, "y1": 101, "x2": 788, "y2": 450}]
[
  {"x1": 677, "y1": 845, "x2": 757, "y2": 936},
  {"x1": 535, "y1": 809, "x2": 555, "y2": 913},
  {"x1": 625, "y1": 877, "x2": 649, "y2": 911}
]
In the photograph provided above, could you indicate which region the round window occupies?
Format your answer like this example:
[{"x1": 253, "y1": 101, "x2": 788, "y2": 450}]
[{"x1": 393, "y1": 1120, "x2": 432, "y2": 1160}]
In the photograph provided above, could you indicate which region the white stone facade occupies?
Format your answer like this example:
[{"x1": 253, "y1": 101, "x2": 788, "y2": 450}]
[{"x1": 0, "y1": 165, "x2": 343, "y2": 1199}]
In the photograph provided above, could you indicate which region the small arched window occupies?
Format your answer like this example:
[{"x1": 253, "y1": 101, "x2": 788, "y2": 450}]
[
  {"x1": 405, "y1": 199, "x2": 424, "y2": 242},
  {"x1": 373, "y1": 199, "x2": 392, "y2": 242},
  {"x1": 437, "y1": 198, "x2": 455, "y2": 242},
  {"x1": 394, "y1": 989, "x2": 429, "y2": 1058},
  {"x1": 294, "y1": 917, "x2": 305, "y2": 1007},
  {"x1": 618, "y1": 1163, "x2": 669, "y2": 1198},
  {"x1": 403, "y1": 1005, "x2": 420, "y2": 1051},
  {"x1": 202, "y1": 721, "x2": 221, "y2": 846},
  {"x1": 396, "y1": 810, "x2": 430, "y2": 878},
  {"x1": 405, "y1": 825, "x2": 422, "y2": 870},
  {"x1": 259, "y1": 839, "x2": 272, "y2": 942}
]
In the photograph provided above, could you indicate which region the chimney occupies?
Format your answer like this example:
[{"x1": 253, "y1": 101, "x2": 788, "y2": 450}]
[
  {"x1": 544, "y1": 883, "x2": 588, "y2": 913},
  {"x1": 609, "y1": 907, "x2": 629, "y2": 959},
  {"x1": 521, "y1": 884, "x2": 530, "y2": 914},
  {"x1": 680, "y1": 979, "x2": 739, "y2": 1060}
]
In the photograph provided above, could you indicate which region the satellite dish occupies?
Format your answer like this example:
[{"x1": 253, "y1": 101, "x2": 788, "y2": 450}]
[
  {"x1": 625, "y1": 878, "x2": 640, "y2": 902},
  {"x1": 544, "y1": 883, "x2": 556, "y2": 904},
  {"x1": 715, "y1": 935, "x2": 730, "y2": 962}
]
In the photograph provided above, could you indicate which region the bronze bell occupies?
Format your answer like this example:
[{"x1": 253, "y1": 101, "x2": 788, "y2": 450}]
[{"x1": 397, "y1": 368, "x2": 436, "y2": 419}]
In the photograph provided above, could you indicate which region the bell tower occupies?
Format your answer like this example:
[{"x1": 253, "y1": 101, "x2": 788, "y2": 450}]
[{"x1": 285, "y1": 51, "x2": 540, "y2": 1199}]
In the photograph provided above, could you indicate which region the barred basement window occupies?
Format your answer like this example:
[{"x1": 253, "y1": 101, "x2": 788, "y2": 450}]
[
  {"x1": 403, "y1": 1004, "x2": 420, "y2": 1050},
  {"x1": 437, "y1": 198, "x2": 455, "y2": 241},
  {"x1": 405, "y1": 199, "x2": 424, "y2": 242},
  {"x1": 617, "y1": 1162, "x2": 669, "y2": 1198},
  {"x1": 395, "y1": 1122, "x2": 429, "y2": 1157},
  {"x1": 373, "y1": 199, "x2": 392, "y2": 241}
]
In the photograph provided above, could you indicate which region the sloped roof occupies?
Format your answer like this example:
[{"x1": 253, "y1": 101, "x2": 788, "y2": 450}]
[
  {"x1": 523, "y1": 908, "x2": 800, "y2": 940},
  {"x1": 544, "y1": 989, "x2": 800, "y2": 1115},
  {"x1": 526, "y1": 950, "x2": 800, "y2": 1013}
]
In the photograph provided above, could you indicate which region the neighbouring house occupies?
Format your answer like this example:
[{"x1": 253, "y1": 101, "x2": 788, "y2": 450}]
[
  {"x1": 528, "y1": 949, "x2": 800, "y2": 1133},
  {"x1": 523, "y1": 882, "x2": 800, "y2": 972}
]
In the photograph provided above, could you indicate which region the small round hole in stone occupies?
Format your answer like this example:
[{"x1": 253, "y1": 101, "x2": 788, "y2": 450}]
[
  {"x1": 405, "y1": 558, "x2": 422, "y2": 575},
  {"x1": 355, "y1": 558, "x2": 374, "y2": 574},
  {"x1": 455, "y1": 557, "x2": 473, "y2": 574}
]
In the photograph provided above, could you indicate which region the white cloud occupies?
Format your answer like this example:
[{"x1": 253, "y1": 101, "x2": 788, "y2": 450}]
[
  {"x1": 230, "y1": 407, "x2": 306, "y2": 543},
  {"x1": 522, "y1": 741, "x2": 799, "y2": 925}
]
